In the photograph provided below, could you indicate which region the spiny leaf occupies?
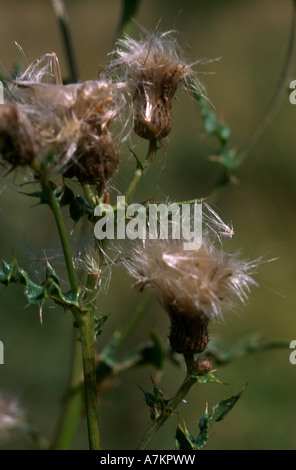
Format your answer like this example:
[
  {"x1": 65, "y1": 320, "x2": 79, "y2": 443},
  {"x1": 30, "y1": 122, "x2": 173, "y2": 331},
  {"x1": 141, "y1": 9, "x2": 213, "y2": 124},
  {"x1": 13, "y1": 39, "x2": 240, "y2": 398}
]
[
  {"x1": 44, "y1": 261, "x2": 79, "y2": 307},
  {"x1": 58, "y1": 184, "x2": 92, "y2": 222},
  {"x1": 0, "y1": 258, "x2": 79, "y2": 318},
  {"x1": 18, "y1": 182, "x2": 91, "y2": 223},
  {"x1": 205, "y1": 335, "x2": 291, "y2": 365},
  {"x1": 0, "y1": 259, "x2": 46, "y2": 311},
  {"x1": 195, "y1": 371, "x2": 225, "y2": 385},
  {"x1": 20, "y1": 188, "x2": 50, "y2": 205},
  {"x1": 94, "y1": 315, "x2": 109, "y2": 339},
  {"x1": 94, "y1": 331, "x2": 165, "y2": 390},
  {"x1": 191, "y1": 93, "x2": 242, "y2": 176},
  {"x1": 141, "y1": 384, "x2": 167, "y2": 421},
  {"x1": 121, "y1": 331, "x2": 165, "y2": 370},
  {"x1": 69, "y1": 194, "x2": 92, "y2": 222},
  {"x1": 175, "y1": 422, "x2": 198, "y2": 450},
  {"x1": 219, "y1": 148, "x2": 240, "y2": 172},
  {"x1": 196, "y1": 383, "x2": 248, "y2": 449},
  {"x1": 196, "y1": 96, "x2": 231, "y2": 147},
  {"x1": 175, "y1": 384, "x2": 248, "y2": 450},
  {"x1": 58, "y1": 184, "x2": 76, "y2": 207}
]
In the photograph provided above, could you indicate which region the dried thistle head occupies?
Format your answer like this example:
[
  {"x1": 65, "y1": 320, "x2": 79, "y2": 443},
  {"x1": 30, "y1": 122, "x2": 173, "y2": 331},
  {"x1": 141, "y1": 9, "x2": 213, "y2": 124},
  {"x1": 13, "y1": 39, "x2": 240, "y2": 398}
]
[
  {"x1": 0, "y1": 101, "x2": 39, "y2": 166},
  {"x1": 109, "y1": 29, "x2": 206, "y2": 141},
  {"x1": 6, "y1": 53, "x2": 129, "y2": 187},
  {"x1": 50, "y1": 79, "x2": 125, "y2": 185},
  {"x1": 62, "y1": 133, "x2": 119, "y2": 185},
  {"x1": 122, "y1": 209, "x2": 258, "y2": 356}
]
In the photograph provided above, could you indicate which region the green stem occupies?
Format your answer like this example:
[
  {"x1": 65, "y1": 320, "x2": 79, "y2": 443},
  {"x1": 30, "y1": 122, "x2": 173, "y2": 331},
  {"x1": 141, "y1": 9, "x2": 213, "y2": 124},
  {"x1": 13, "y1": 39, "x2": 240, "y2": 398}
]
[
  {"x1": 33, "y1": 163, "x2": 100, "y2": 449},
  {"x1": 125, "y1": 168, "x2": 143, "y2": 201},
  {"x1": 81, "y1": 182, "x2": 98, "y2": 208},
  {"x1": 115, "y1": 0, "x2": 141, "y2": 41},
  {"x1": 78, "y1": 310, "x2": 101, "y2": 450},
  {"x1": 51, "y1": 333, "x2": 84, "y2": 450},
  {"x1": 37, "y1": 166, "x2": 79, "y2": 296},
  {"x1": 125, "y1": 139, "x2": 158, "y2": 202},
  {"x1": 237, "y1": 0, "x2": 296, "y2": 165},
  {"x1": 52, "y1": 271, "x2": 103, "y2": 450},
  {"x1": 51, "y1": 0, "x2": 79, "y2": 83},
  {"x1": 209, "y1": 0, "x2": 296, "y2": 200},
  {"x1": 137, "y1": 354, "x2": 197, "y2": 450}
]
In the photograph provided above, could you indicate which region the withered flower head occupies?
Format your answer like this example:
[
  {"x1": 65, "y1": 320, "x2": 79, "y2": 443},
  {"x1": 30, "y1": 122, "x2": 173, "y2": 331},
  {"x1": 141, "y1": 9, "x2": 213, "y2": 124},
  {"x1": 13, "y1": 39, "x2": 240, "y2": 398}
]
[
  {"x1": 55, "y1": 79, "x2": 126, "y2": 186},
  {"x1": 122, "y1": 208, "x2": 258, "y2": 357},
  {"x1": 109, "y1": 29, "x2": 206, "y2": 141},
  {"x1": 5, "y1": 53, "x2": 129, "y2": 188},
  {"x1": 0, "y1": 101, "x2": 39, "y2": 166}
]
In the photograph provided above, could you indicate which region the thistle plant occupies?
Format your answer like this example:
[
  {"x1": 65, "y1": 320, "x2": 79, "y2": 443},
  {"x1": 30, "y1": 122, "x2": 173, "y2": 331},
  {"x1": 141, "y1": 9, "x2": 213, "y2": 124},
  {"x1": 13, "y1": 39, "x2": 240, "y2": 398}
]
[{"x1": 0, "y1": 0, "x2": 294, "y2": 451}]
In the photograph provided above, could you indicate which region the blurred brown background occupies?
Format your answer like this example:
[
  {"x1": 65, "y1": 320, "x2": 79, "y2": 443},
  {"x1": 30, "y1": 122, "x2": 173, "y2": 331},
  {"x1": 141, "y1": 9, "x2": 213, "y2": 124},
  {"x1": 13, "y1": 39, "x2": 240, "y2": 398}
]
[{"x1": 0, "y1": 0, "x2": 295, "y2": 450}]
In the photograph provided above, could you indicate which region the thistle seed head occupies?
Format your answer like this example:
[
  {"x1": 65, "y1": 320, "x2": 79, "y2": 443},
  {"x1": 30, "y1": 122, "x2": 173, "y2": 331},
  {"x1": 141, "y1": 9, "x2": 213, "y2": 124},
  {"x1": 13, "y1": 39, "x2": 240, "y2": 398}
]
[
  {"x1": 122, "y1": 208, "x2": 258, "y2": 355},
  {"x1": 124, "y1": 238, "x2": 257, "y2": 319},
  {"x1": 6, "y1": 54, "x2": 129, "y2": 187},
  {"x1": 63, "y1": 133, "x2": 119, "y2": 185},
  {"x1": 108, "y1": 29, "x2": 206, "y2": 141}
]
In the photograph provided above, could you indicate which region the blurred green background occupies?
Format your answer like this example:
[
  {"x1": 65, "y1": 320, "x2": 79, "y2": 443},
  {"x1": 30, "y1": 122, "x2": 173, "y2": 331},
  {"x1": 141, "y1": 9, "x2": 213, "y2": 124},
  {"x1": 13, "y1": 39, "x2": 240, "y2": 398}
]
[{"x1": 0, "y1": 0, "x2": 296, "y2": 450}]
